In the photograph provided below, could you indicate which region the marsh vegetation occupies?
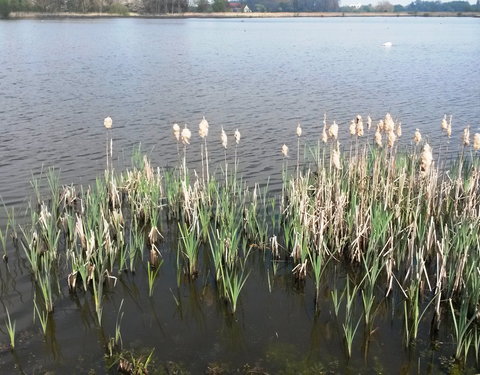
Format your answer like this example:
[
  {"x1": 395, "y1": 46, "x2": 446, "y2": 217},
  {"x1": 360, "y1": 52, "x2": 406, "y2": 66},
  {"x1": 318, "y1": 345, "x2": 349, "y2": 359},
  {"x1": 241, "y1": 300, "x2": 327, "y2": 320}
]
[{"x1": 2, "y1": 113, "x2": 480, "y2": 373}]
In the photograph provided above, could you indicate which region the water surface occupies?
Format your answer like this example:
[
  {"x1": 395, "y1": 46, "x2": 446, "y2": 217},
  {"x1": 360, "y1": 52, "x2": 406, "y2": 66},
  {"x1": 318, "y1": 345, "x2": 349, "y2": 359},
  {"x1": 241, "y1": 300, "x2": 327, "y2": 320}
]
[{"x1": 0, "y1": 17, "x2": 479, "y2": 374}]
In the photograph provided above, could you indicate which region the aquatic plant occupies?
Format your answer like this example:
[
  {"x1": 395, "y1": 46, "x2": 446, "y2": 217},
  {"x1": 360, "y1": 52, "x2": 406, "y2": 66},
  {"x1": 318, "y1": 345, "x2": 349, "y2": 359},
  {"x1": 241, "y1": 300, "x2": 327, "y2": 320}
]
[
  {"x1": 3, "y1": 111, "x2": 480, "y2": 370},
  {"x1": 4, "y1": 307, "x2": 15, "y2": 349}
]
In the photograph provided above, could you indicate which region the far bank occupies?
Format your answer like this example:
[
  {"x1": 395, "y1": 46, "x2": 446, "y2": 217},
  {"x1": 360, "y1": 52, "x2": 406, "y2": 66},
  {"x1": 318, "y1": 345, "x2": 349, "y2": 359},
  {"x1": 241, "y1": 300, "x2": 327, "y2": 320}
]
[{"x1": 7, "y1": 11, "x2": 480, "y2": 19}]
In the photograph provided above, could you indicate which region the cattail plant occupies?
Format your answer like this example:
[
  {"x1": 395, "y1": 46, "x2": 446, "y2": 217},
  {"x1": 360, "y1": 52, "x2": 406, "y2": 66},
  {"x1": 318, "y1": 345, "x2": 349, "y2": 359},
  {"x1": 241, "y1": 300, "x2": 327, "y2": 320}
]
[
  {"x1": 356, "y1": 115, "x2": 364, "y2": 137},
  {"x1": 349, "y1": 120, "x2": 356, "y2": 136},
  {"x1": 296, "y1": 123, "x2": 302, "y2": 180},
  {"x1": 387, "y1": 130, "x2": 396, "y2": 149},
  {"x1": 321, "y1": 124, "x2": 328, "y2": 144},
  {"x1": 221, "y1": 127, "x2": 228, "y2": 187},
  {"x1": 104, "y1": 116, "x2": 113, "y2": 172},
  {"x1": 420, "y1": 143, "x2": 433, "y2": 176},
  {"x1": 473, "y1": 133, "x2": 480, "y2": 151},
  {"x1": 413, "y1": 128, "x2": 422, "y2": 145},
  {"x1": 173, "y1": 123, "x2": 181, "y2": 156},
  {"x1": 396, "y1": 122, "x2": 402, "y2": 137},
  {"x1": 281, "y1": 144, "x2": 289, "y2": 209},
  {"x1": 441, "y1": 114, "x2": 448, "y2": 131},
  {"x1": 332, "y1": 145, "x2": 342, "y2": 171},
  {"x1": 173, "y1": 123, "x2": 181, "y2": 141},
  {"x1": 462, "y1": 126, "x2": 470, "y2": 146},
  {"x1": 198, "y1": 117, "x2": 210, "y2": 191},
  {"x1": 234, "y1": 129, "x2": 241, "y2": 193},
  {"x1": 180, "y1": 124, "x2": 191, "y2": 175},
  {"x1": 375, "y1": 127, "x2": 383, "y2": 148},
  {"x1": 329, "y1": 121, "x2": 338, "y2": 140},
  {"x1": 384, "y1": 113, "x2": 395, "y2": 133}
]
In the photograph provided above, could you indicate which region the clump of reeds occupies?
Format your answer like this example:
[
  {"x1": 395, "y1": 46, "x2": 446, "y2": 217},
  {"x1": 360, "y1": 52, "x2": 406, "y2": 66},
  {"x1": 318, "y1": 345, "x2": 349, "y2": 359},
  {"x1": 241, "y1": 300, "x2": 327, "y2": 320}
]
[{"x1": 5, "y1": 110, "x2": 480, "y2": 368}]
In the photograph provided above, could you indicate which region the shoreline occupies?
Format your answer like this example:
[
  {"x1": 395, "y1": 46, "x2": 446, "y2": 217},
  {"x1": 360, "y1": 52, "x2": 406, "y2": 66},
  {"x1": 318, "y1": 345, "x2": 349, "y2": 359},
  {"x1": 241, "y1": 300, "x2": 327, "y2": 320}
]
[{"x1": 8, "y1": 11, "x2": 480, "y2": 19}]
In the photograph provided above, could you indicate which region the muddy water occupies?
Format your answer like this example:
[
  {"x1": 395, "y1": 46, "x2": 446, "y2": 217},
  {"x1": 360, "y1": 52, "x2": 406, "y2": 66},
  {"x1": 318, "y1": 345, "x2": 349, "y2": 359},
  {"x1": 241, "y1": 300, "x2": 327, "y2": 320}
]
[{"x1": 0, "y1": 17, "x2": 479, "y2": 374}]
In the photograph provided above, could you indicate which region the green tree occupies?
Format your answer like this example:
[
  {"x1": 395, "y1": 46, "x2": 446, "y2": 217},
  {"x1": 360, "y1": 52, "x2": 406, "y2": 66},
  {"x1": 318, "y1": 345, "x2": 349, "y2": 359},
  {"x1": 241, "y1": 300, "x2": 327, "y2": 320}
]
[
  {"x1": 0, "y1": 0, "x2": 11, "y2": 18},
  {"x1": 212, "y1": 0, "x2": 227, "y2": 11},
  {"x1": 196, "y1": 0, "x2": 209, "y2": 11}
]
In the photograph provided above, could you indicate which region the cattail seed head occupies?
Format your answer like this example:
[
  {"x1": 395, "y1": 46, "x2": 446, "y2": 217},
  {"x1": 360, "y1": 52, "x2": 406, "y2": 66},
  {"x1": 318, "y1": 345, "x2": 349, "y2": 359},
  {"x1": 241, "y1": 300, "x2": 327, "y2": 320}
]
[
  {"x1": 463, "y1": 126, "x2": 470, "y2": 146},
  {"x1": 349, "y1": 120, "x2": 356, "y2": 136},
  {"x1": 329, "y1": 121, "x2": 339, "y2": 140},
  {"x1": 332, "y1": 148, "x2": 342, "y2": 170},
  {"x1": 181, "y1": 125, "x2": 191, "y2": 145},
  {"x1": 282, "y1": 144, "x2": 289, "y2": 157},
  {"x1": 387, "y1": 130, "x2": 396, "y2": 148},
  {"x1": 234, "y1": 129, "x2": 241, "y2": 144},
  {"x1": 221, "y1": 127, "x2": 228, "y2": 149},
  {"x1": 420, "y1": 143, "x2": 433, "y2": 175},
  {"x1": 384, "y1": 113, "x2": 395, "y2": 133},
  {"x1": 104, "y1": 116, "x2": 112, "y2": 129},
  {"x1": 296, "y1": 123, "x2": 302, "y2": 137},
  {"x1": 377, "y1": 120, "x2": 385, "y2": 132},
  {"x1": 367, "y1": 115, "x2": 372, "y2": 130},
  {"x1": 375, "y1": 129, "x2": 383, "y2": 147},
  {"x1": 321, "y1": 125, "x2": 328, "y2": 143},
  {"x1": 441, "y1": 114, "x2": 448, "y2": 131},
  {"x1": 199, "y1": 116, "x2": 209, "y2": 138},
  {"x1": 396, "y1": 122, "x2": 402, "y2": 137},
  {"x1": 473, "y1": 133, "x2": 480, "y2": 151},
  {"x1": 356, "y1": 119, "x2": 364, "y2": 137},
  {"x1": 173, "y1": 123, "x2": 181, "y2": 141},
  {"x1": 413, "y1": 128, "x2": 422, "y2": 145}
]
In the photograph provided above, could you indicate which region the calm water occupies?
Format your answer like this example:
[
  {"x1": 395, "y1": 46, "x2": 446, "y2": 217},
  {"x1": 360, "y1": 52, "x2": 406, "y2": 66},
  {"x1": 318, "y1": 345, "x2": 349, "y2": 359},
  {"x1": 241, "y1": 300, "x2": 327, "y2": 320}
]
[{"x1": 0, "y1": 17, "x2": 479, "y2": 374}]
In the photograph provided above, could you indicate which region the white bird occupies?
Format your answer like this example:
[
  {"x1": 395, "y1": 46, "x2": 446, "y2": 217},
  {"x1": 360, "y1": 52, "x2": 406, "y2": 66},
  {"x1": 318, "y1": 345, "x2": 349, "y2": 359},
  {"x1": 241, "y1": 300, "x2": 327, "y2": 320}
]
[{"x1": 382, "y1": 42, "x2": 393, "y2": 47}]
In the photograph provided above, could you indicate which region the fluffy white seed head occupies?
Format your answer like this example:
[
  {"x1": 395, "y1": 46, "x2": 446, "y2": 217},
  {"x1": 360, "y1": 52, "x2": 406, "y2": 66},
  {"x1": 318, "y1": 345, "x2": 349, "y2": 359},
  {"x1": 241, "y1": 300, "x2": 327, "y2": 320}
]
[
  {"x1": 441, "y1": 115, "x2": 448, "y2": 131},
  {"x1": 181, "y1": 125, "x2": 191, "y2": 145},
  {"x1": 282, "y1": 144, "x2": 289, "y2": 157},
  {"x1": 377, "y1": 120, "x2": 385, "y2": 132},
  {"x1": 356, "y1": 119, "x2": 364, "y2": 137},
  {"x1": 173, "y1": 123, "x2": 181, "y2": 141},
  {"x1": 332, "y1": 148, "x2": 342, "y2": 170},
  {"x1": 198, "y1": 116, "x2": 209, "y2": 138},
  {"x1": 463, "y1": 126, "x2": 470, "y2": 146},
  {"x1": 396, "y1": 122, "x2": 402, "y2": 137},
  {"x1": 348, "y1": 120, "x2": 357, "y2": 135},
  {"x1": 384, "y1": 113, "x2": 395, "y2": 133},
  {"x1": 474, "y1": 133, "x2": 480, "y2": 151},
  {"x1": 329, "y1": 121, "x2": 339, "y2": 140},
  {"x1": 349, "y1": 120, "x2": 356, "y2": 136},
  {"x1": 413, "y1": 128, "x2": 422, "y2": 145},
  {"x1": 387, "y1": 130, "x2": 397, "y2": 148},
  {"x1": 296, "y1": 123, "x2": 302, "y2": 137},
  {"x1": 321, "y1": 125, "x2": 328, "y2": 143},
  {"x1": 420, "y1": 143, "x2": 433, "y2": 175},
  {"x1": 375, "y1": 129, "x2": 383, "y2": 148},
  {"x1": 234, "y1": 129, "x2": 241, "y2": 144},
  {"x1": 367, "y1": 115, "x2": 372, "y2": 130},
  {"x1": 104, "y1": 116, "x2": 112, "y2": 129},
  {"x1": 221, "y1": 127, "x2": 228, "y2": 149}
]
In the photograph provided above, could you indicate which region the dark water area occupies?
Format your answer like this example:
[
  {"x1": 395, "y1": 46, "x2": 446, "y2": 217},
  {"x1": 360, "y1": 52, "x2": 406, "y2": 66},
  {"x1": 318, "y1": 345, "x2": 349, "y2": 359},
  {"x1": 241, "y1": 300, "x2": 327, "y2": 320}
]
[{"x1": 0, "y1": 17, "x2": 479, "y2": 374}]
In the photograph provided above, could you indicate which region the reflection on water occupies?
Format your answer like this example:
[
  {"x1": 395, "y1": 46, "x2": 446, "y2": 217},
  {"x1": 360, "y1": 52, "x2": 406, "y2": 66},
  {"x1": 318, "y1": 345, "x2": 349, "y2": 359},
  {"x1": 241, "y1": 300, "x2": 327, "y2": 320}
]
[{"x1": 0, "y1": 17, "x2": 479, "y2": 374}]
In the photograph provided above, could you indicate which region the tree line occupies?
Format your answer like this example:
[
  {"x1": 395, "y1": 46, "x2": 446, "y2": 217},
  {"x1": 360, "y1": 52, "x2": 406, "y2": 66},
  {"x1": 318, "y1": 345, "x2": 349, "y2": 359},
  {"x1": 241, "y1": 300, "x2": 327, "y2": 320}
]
[
  {"x1": 341, "y1": 0, "x2": 479, "y2": 13},
  {"x1": 1, "y1": 0, "x2": 478, "y2": 18}
]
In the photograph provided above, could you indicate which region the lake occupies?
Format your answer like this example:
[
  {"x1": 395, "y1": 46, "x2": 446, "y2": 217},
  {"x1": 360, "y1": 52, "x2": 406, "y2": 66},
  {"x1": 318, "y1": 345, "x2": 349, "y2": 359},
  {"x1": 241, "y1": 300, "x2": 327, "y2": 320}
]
[{"x1": 0, "y1": 16, "x2": 479, "y2": 374}]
